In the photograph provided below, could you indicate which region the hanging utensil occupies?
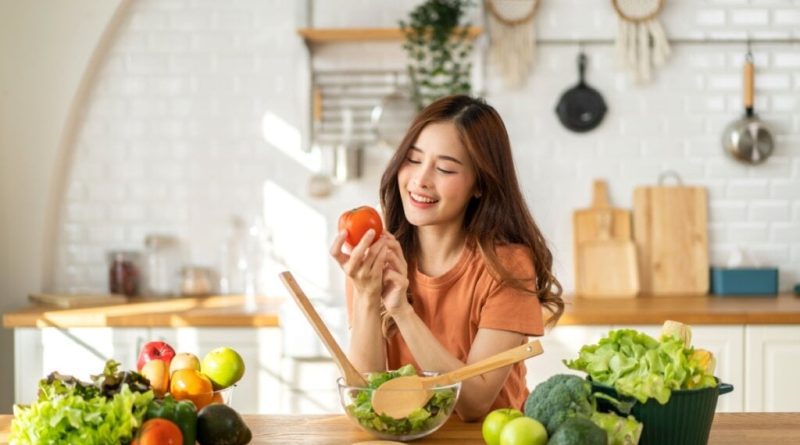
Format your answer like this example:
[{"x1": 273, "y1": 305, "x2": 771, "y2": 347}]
[
  {"x1": 371, "y1": 340, "x2": 543, "y2": 419},
  {"x1": 721, "y1": 49, "x2": 774, "y2": 165},
  {"x1": 371, "y1": 73, "x2": 417, "y2": 150},
  {"x1": 555, "y1": 52, "x2": 607, "y2": 133},
  {"x1": 279, "y1": 271, "x2": 367, "y2": 387}
]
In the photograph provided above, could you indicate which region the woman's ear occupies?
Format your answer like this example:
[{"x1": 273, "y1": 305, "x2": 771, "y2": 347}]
[{"x1": 473, "y1": 190, "x2": 482, "y2": 199}]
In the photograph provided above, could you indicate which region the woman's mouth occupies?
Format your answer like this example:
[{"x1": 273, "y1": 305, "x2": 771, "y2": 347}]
[{"x1": 409, "y1": 191, "x2": 438, "y2": 207}]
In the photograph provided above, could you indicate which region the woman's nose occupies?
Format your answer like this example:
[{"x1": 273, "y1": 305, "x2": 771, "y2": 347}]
[{"x1": 412, "y1": 165, "x2": 434, "y2": 188}]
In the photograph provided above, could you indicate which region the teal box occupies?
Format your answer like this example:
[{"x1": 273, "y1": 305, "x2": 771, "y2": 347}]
[{"x1": 710, "y1": 267, "x2": 778, "y2": 296}]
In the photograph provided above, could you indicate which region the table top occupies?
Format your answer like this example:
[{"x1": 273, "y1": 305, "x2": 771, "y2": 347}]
[{"x1": 2, "y1": 412, "x2": 799, "y2": 444}]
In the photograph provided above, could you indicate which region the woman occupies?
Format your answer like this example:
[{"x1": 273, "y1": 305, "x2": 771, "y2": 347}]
[{"x1": 330, "y1": 95, "x2": 563, "y2": 421}]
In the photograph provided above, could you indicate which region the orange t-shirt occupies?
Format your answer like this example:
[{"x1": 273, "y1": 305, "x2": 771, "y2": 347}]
[{"x1": 347, "y1": 242, "x2": 544, "y2": 412}]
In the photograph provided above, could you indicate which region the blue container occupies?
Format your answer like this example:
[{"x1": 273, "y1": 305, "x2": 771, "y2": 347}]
[{"x1": 710, "y1": 267, "x2": 778, "y2": 296}]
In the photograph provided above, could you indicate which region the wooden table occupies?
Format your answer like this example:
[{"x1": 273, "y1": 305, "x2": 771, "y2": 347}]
[{"x1": 2, "y1": 413, "x2": 799, "y2": 444}]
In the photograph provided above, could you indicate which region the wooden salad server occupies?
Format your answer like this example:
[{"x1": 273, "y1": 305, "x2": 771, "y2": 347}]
[
  {"x1": 279, "y1": 271, "x2": 367, "y2": 387},
  {"x1": 371, "y1": 340, "x2": 543, "y2": 419}
]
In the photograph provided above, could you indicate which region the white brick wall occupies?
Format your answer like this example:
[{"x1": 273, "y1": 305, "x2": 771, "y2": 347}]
[{"x1": 54, "y1": 0, "x2": 800, "y2": 297}]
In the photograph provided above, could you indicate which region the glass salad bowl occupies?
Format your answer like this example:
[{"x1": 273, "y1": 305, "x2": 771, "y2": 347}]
[{"x1": 337, "y1": 370, "x2": 461, "y2": 441}]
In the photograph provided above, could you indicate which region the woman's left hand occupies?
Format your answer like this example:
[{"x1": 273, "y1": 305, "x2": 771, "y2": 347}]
[{"x1": 381, "y1": 233, "x2": 411, "y2": 314}]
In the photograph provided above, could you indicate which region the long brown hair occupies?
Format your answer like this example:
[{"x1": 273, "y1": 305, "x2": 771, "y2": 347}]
[{"x1": 379, "y1": 94, "x2": 564, "y2": 330}]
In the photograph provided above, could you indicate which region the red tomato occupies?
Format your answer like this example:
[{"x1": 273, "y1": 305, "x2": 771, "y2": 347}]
[
  {"x1": 338, "y1": 206, "x2": 383, "y2": 246},
  {"x1": 137, "y1": 418, "x2": 183, "y2": 445}
]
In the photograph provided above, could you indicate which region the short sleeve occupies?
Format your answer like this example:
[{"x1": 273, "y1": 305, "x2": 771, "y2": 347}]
[{"x1": 478, "y1": 245, "x2": 545, "y2": 336}]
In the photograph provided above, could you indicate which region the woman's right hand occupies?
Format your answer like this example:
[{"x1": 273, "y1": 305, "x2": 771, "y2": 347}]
[{"x1": 330, "y1": 229, "x2": 388, "y2": 306}]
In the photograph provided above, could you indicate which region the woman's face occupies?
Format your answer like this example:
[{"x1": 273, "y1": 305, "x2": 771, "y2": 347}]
[{"x1": 397, "y1": 122, "x2": 478, "y2": 230}]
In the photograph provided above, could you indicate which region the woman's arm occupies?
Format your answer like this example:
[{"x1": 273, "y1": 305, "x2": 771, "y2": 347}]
[
  {"x1": 389, "y1": 304, "x2": 526, "y2": 421},
  {"x1": 331, "y1": 229, "x2": 388, "y2": 373}
]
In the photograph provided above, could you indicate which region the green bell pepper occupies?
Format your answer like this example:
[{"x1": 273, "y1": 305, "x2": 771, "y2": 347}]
[{"x1": 145, "y1": 394, "x2": 197, "y2": 445}]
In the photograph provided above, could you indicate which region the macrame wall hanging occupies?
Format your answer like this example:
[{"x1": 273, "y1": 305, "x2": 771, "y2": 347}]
[
  {"x1": 485, "y1": 0, "x2": 540, "y2": 89},
  {"x1": 612, "y1": 0, "x2": 670, "y2": 83}
]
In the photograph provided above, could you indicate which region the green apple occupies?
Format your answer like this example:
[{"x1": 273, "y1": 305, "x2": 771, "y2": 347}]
[
  {"x1": 482, "y1": 408, "x2": 523, "y2": 445},
  {"x1": 201, "y1": 347, "x2": 245, "y2": 390},
  {"x1": 499, "y1": 416, "x2": 548, "y2": 445}
]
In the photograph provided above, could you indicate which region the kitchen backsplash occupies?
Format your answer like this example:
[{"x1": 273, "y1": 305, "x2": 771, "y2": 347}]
[{"x1": 54, "y1": 0, "x2": 800, "y2": 299}]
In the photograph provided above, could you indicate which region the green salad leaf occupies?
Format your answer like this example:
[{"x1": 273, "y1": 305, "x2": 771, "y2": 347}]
[
  {"x1": 10, "y1": 360, "x2": 154, "y2": 445},
  {"x1": 564, "y1": 329, "x2": 717, "y2": 404},
  {"x1": 345, "y1": 364, "x2": 457, "y2": 435}
]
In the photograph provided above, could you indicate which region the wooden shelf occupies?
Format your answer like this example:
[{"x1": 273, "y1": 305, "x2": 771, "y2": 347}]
[{"x1": 297, "y1": 27, "x2": 483, "y2": 44}]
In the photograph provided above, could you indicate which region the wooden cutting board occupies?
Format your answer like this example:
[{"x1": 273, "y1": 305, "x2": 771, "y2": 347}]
[
  {"x1": 29, "y1": 293, "x2": 129, "y2": 308},
  {"x1": 633, "y1": 178, "x2": 709, "y2": 296},
  {"x1": 573, "y1": 179, "x2": 639, "y2": 298},
  {"x1": 573, "y1": 179, "x2": 632, "y2": 246},
  {"x1": 574, "y1": 212, "x2": 640, "y2": 298}
]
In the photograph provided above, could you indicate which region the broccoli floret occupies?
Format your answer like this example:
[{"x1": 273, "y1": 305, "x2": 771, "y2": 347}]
[
  {"x1": 524, "y1": 374, "x2": 596, "y2": 436},
  {"x1": 547, "y1": 417, "x2": 607, "y2": 445}
]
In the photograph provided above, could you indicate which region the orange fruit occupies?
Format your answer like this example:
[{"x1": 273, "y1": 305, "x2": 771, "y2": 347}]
[
  {"x1": 169, "y1": 368, "x2": 213, "y2": 410},
  {"x1": 137, "y1": 418, "x2": 183, "y2": 445}
]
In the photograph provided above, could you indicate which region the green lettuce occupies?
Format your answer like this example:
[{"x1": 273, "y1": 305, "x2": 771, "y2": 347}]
[
  {"x1": 10, "y1": 360, "x2": 154, "y2": 445},
  {"x1": 564, "y1": 329, "x2": 716, "y2": 404}
]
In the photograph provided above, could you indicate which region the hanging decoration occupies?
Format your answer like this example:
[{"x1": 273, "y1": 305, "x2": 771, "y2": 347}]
[
  {"x1": 611, "y1": 0, "x2": 670, "y2": 83},
  {"x1": 484, "y1": 0, "x2": 540, "y2": 89}
]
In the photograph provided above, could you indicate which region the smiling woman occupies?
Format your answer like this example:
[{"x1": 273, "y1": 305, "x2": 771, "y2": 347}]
[{"x1": 330, "y1": 94, "x2": 564, "y2": 421}]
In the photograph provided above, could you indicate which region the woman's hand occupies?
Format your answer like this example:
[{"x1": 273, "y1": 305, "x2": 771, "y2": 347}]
[
  {"x1": 382, "y1": 233, "x2": 411, "y2": 314},
  {"x1": 331, "y1": 229, "x2": 387, "y2": 306}
]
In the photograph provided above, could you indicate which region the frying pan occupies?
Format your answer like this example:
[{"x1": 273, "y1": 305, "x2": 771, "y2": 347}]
[
  {"x1": 721, "y1": 51, "x2": 774, "y2": 164},
  {"x1": 555, "y1": 52, "x2": 607, "y2": 133}
]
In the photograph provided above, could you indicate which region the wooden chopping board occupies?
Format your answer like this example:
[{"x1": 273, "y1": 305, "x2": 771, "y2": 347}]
[
  {"x1": 573, "y1": 180, "x2": 639, "y2": 298},
  {"x1": 633, "y1": 177, "x2": 709, "y2": 296},
  {"x1": 29, "y1": 293, "x2": 129, "y2": 308}
]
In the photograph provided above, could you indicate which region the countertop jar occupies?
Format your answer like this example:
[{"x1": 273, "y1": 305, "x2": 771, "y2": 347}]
[
  {"x1": 143, "y1": 234, "x2": 181, "y2": 296},
  {"x1": 107, "y1": 251, "x2": 141, "y2": 297},
  {"x1": 181, "y1": 266, "x2": 215, "y2": 296}
]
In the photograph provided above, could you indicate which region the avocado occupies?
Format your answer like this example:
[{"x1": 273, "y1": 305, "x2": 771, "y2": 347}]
[{"x1": 197, "y1": 404, "x2": 252, "y2": 445}]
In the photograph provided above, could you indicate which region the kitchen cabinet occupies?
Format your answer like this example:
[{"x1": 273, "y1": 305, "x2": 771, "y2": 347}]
[{"x1": 744, "y1": 325, "x2": 800, "y2": 412}]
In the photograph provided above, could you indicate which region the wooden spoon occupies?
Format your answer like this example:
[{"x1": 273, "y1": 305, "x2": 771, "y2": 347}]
[
  {"x1": 279, "y1": 271, "x2": 367, "y2": 387},
  {"x1": 371, "y1": 340, "x2": 543, "y2": 419}
]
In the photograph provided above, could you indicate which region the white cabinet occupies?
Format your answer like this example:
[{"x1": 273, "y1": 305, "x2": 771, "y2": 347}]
[
  {"x1": 744, "y1": 325, "x2": 800, "y2": 412},
  {"x1": 14, "y1": 327, "x2": 148, "y2": 405},
  {"x1": 621, "y1": 325, "x2": 745, "y2": 412}
]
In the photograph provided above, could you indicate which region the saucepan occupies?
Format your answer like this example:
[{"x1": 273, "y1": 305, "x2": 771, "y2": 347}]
[{"x1": 721, "y1": 50, "x2": 774, "y2": 164}]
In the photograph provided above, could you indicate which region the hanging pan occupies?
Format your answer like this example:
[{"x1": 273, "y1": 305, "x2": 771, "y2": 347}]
[
  {"x1": 721, "y1": 50, "x2": 774, "y2": 164},
  {"x1": 555, "y1": 52, "x2": 607, "y2": 133}
]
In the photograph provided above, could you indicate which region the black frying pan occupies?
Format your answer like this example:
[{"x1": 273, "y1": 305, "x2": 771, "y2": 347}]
[{"x1": 555, "y1": 53, "x2": 607, "y2": 133}]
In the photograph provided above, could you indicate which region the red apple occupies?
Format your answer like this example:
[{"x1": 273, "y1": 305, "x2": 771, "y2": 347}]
[{"x1": 137, "y1": 340, "x2": 176, "y2": 371}]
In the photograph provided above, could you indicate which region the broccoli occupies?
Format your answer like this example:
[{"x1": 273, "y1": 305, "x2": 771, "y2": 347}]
[
  {"x1": 524, "y1": 374, "x2": 595, "y2": 435},
  {"x1": 547, "y1": 417, "x2": 607, "y2": 445},
  {"x1": 525, "y1": 374, "x2": 643, "y2": 444}
]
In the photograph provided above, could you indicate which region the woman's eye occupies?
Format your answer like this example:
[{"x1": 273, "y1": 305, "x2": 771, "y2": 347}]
[
  {"x1": 437, "y1": 168, "x2": 455, "y2": 174},
  {"x1": 406, "y1": 157, "x2": 421, "y2": 164}
]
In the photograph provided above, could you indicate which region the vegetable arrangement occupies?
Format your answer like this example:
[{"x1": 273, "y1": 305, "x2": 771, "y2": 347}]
[
  {"x1": 10, "y1": 360, "x2": 154, "y2": 445},
  {"x1": 345, "y1": 364, "x2": 457, "y2": 436},
  {"x1": 523, "y1": 374, "x2": 642, "y2": 445},
  {"x1": 564, "y1": 321, "x2": 717, "y2": 404}
]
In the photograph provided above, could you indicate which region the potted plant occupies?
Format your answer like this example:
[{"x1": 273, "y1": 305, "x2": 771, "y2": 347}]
[{"x1": 399, "y1": 0, "x2": 475, "y2": 109}]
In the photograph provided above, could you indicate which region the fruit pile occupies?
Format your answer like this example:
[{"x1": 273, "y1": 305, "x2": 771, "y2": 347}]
[{"x1": 135, "y1": 340, "x2": 251, "y2": 445}]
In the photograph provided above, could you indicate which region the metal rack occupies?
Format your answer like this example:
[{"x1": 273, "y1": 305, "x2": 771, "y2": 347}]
[{"x1": 311, "y1": 69, "x2": 411, "y2": 146}]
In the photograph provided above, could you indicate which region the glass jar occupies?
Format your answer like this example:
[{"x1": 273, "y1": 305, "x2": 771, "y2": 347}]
[
  {"x1": 107, "y1": 251, "x2": 141, "y2": 297},
  {"x1": 143, "y1": 235, "x2": 181, "y2": 296},
  {"x1": 181, "y1": 266, "x2": 214, "y2": 296}
]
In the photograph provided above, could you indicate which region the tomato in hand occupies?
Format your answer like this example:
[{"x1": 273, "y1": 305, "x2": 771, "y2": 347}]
[
  {"x1": 137, "y1": 418, "x2": 183, "y2": 445},
  {"x1": 338, "y1": 206, "x2": 383, "y2": 246}
]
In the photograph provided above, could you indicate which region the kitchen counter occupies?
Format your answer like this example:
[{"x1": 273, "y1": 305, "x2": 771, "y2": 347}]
[
  {"x1": 1, "y1": 295, "x2": 283, "y2": 328},
  {"x1": 1, "y1": 413, "x2": 799, "y2": 444},
  {"x1": 3, "y1": 293, "x2": 800, "y2": 328}
]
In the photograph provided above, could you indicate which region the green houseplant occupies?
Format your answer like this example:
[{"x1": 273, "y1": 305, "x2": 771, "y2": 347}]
[{"x1": 399, "y1": 0, "x2": 474, "y2": 109}]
